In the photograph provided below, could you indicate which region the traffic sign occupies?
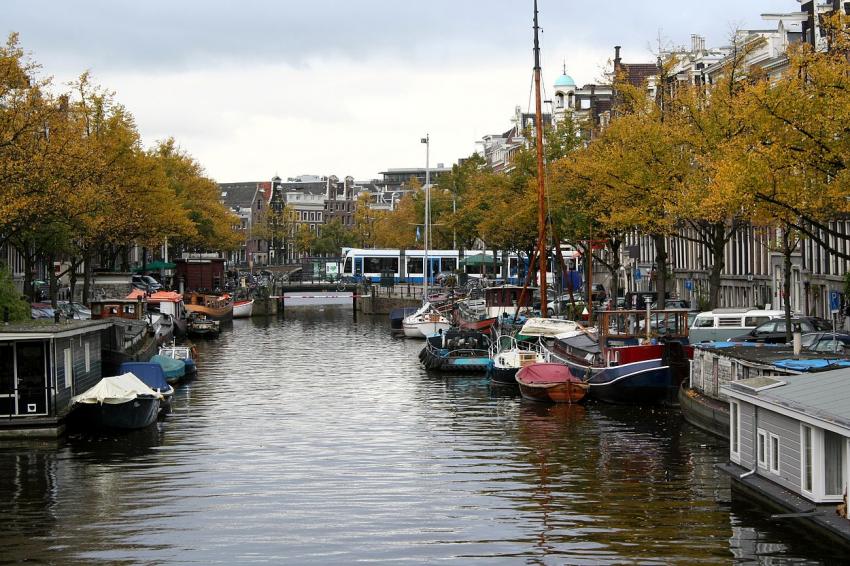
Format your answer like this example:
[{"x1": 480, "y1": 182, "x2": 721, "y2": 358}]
[{"x1": 830, "y1": 290, "x2": 841, "y2": 314}]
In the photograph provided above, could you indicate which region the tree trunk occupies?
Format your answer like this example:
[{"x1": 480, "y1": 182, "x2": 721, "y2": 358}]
[
  {"x1": 82, "y1": 250, "x2": 92, "y2": 304},
  {"x1": 23, "y1": 251, "x2": 35, "y2": 302},
  {"x1": 69, "y1": 257, "x2": 79, "y2": 303},
  {"x1": 708, "y1": 222, "x2": 727, "y2": 310},
  {"x1": 607, "y1": 238, "x2": 622, "y2": 308},
  {"x1": 783, "y1": 229, "x2": 794, "y2": 343},
  {"x1": 652, "y1": 234, "x2": 668, "y2": 306}
]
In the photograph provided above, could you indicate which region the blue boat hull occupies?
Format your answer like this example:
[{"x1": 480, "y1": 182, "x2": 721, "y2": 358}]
[
  {"x1": 585, "y1": 359, "x2": 672, "y2": 405},
  {"x1": 488, "y1": 365, "x2": 519, "y2": 386},
  {"x1": 75, "y1": 396, "x2": 161, "y2": 430}
]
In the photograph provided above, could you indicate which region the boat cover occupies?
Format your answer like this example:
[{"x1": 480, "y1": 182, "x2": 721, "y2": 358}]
[
  {"x1": 119, "y1": 362, "x2": 170, "y2": 391},
  {"x1": 149, "y1": 354, "x2": 186, "y2": 380},
  {"x1": 519, "y1": 318, "x2": 584, "y2": 338},
  {"x1": 72, "y1": 373, "x2": 161, "y2": 405},
  {"x1": 516, "y1": 363, "x2": 579, "y2": 385},
  {"x1": 554, "y1": 332, "x2": 600, "y2": 355},
  {"x1": 772, "y1": 358, "x2": 850, "y2": 371}
]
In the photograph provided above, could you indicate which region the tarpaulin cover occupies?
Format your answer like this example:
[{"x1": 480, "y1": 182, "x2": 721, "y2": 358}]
[
  {"x1": 772, "y1": 359, "x2": 850, "y2": 372},
  {"x1": 148, "y1": 355, "x2": 186, "y2": 380},
  {"x1": 119, "y1": 362, "x2": 170, "y2": 390},
  {"x1": 72, "y1": 373, "x2": 161, "y2": 405},
  {"x1": 519, "y1": 317, "x2": 584, "y2": 338}
]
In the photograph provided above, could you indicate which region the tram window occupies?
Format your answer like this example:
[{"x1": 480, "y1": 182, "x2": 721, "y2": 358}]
[
  {"x1": 343, "y1": 257, "x2": 352, "y2": 275},
  {"x1": 442, "y1": 258, "x2": 457, "y2": 272},
  {"x1": 364, "y1": 257, "x2": 399, "y2": 273},
  {"x1": 407, "y1": 258, "x2": 423, "y2": 275}
]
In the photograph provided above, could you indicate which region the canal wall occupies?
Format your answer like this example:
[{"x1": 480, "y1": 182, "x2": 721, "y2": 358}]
[{"x1": 358, "y1": 294, "x2": 419, "y2": 315}]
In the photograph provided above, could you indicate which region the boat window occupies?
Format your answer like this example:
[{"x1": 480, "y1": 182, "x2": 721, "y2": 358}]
[
  {"x1": 825, "y1": 430, "x2": 846, "y2": 497},
  {"x1": 801, "y1": 424, "x2": 813, "y2": 493}
]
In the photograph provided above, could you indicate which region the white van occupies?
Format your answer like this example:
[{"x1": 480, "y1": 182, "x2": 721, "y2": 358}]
[{"x1": 689, "y1": 308, "x2": 788, "y2": 343}]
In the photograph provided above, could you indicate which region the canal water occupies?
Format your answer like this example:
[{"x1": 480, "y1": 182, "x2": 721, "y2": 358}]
[{"x1": 0, "y1": 306, "x2": 845, "y2": 564}]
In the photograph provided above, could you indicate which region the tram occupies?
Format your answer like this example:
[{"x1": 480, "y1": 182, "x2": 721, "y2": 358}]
[{"x1": 340, "y1": 248, "x2": 580, "y2": 285}]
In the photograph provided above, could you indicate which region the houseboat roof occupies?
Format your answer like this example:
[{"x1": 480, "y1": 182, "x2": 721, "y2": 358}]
[
  {"x1": 0, "y1": 319, "x2": 112, "y2": 340},
  {"x1": 126, "y1": 289, "x2": 183, "y2": 302},
  {"x1": 723, "y1": 368, "x2": 850, "y2": 433},
  {"x1": 694, "y1": 343, "x2": 850, "y2": 370}
]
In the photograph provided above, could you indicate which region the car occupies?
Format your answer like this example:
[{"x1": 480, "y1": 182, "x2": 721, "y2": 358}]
[
  {"x1": 132, "y1": 274, "x2": 163, "y2": 292},
  {"x1": 434, "y1": 271, "x2": 456, "y2": 287},
  {"x1": 730, "y1": 316, "x2": 833, "y2": 344},
  {"x1": 56, "y1": 301, "x2": 92, "y2": 320},
  {"x1": 650, "y1": 299, "x2": 691, "y2": 310},
  {"x1": 546, "y1": 293, "x2": 585, "y2": 317},
  {"x1": 800, "y1": 332, "x2": 850, "y2": 353},
  {"x1": 31, "y1": 303, "x2": 55, "y2": 319}
]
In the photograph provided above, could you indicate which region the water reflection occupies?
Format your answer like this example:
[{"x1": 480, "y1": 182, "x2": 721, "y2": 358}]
[{"x1": 0, "y1": 308, "x2": 843, "y2": 564}]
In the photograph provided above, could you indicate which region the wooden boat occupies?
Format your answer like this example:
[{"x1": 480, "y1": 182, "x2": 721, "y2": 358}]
[
  {"x1": 418, "y1": 328, "x2": 492, "y2": 372},
  {"x1": 118, "y1": 362, "x2": 175, "y2": 403},
  {"x1": 487, "y1": 334, "x2": 547, "y2": 386},
  {"x1": 185, "y1": 292, "x2": 233, "y2": 321},
  {"x1": 515, "y1": 363, "x2": 588, "y2": 404},
  {"x1": 453, "y1": 299, "x2": 499, "y2": 332},
  {"x1": 127, "y1": 290, "x2": 189, "y2": 336},
  {"x1": 233, "y1": 298, "x2": 254, "y2": 319},
  {"x1": 158, "y1": 343, "x2": 198, "y2": 375},
  {"x1": 187, "y1": 313, "x2": 220, "y2": 337},
  {"x1": 71, "y1": 373, "x2": 162, "y2": 429}
]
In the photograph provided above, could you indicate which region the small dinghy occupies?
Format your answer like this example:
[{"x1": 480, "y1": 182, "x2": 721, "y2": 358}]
[
  {"x1": 148, "y1": 354, "x2": 187, "y2": 385},
  {"x1": 516, "y1": 363, "x2": 588, "y2": 404},
  {"x1": 119, "y1": 362, "x2": 175, "y2": 404}
]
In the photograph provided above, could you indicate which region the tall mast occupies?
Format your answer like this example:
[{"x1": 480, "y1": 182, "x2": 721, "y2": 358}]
[
  {"x1": 533, "y1": 0, "x2": 548, "y2": 317},
  {"x1": 422, "y1": 134, "x2": 430, "y2": 300}
]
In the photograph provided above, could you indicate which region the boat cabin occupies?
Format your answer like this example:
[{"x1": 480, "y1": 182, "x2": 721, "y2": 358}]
[
  {"x1": 90, "y1": 298, "x2": 146, "y2": 321},
  {"x1": 0, "y1": 320, "x2": 112, "y2": 437},
  {"x1": 484, "y1": 285, "x2": 533, "y2": 308},
  {"x1": 721, "y1": 370, "x2": 850, "y2": 533}
]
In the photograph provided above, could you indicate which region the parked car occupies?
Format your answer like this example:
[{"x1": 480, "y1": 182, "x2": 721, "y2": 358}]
[
  {"x1": 729, "y1": 316, "x2": 833, "y2": 344},
  {"x1": 650, "y1": 299, "x2": 692, "y2": 310},
  {"x1": 546, "y1": 293, "x2": 585, "y2": 317},
  {"x1": 56, "y1": 301, "x2": 92, "y2": 320},
  {"x1": 31, "y1": 303, "x2": 55, "y2": 319},
  {"x1": 132, "y1": 274, "x2": 162, "y2": 292},
  {"x1": 800, "y1": 332, "x2": 850, "y2": 353},
  {"x1": 434, "y1": 271, "x2": 456, "y2": 287},
  {"x1": 689, "y1": 308, "x2": 788, "y2": 343}
]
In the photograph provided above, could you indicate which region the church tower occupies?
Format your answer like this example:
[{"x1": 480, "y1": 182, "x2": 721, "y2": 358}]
[{"x1": 552, "y1": 62, "x2": 576, "y2": 124}]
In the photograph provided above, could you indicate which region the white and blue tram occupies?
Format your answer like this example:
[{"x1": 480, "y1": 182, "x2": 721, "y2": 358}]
[{"x1": 340, "y1": 248, "x2": 579, "y2": 285}]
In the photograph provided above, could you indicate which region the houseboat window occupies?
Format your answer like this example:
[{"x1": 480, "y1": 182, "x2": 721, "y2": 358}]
[
  {"x1": 770, "y1": 434, "x2": 780, "y2": 475},
  {"x1": 757, "y1": 429, "x2": 767, "y2": 468},
  {"x1": 802, "y1": 425, "x2": 814, "y2": 493},
  {"x1": 0, "y1": 344, "x2": 13, "y2": 415},
  {"x1": 731, "y1": 402, "x2": 740, "y2": 457},
  {"x1": 64, "y1": 348, "x2": 73, "y2": 389},
  {"x1": 824, "y1": 430, "x2": 846, "y2": 497},
  {"x1": 84, "y1": 343, "x2": 90, "y2": 373}
]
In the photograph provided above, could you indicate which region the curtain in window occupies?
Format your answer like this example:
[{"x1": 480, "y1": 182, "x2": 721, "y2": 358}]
[{"x1": 824, "y1": 430, "x2": 846, "y2": 497}]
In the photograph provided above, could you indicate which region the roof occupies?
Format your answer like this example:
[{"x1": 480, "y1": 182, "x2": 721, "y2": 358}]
[
  {"x1": 554, "y1": 73, "x2": 576, "y2": 87},
  {"x1": 0, "y1": 319, "x2": 113, "y2": 340},
  {"x1": 694, "y1": 343, "x2": 850, "y2": 368},
  {"x1": 620, "y1": 63, "x2": 659, "y2": 87},
  {"x1": 725, "y1": 368, "x2": 850, "y2": 431},
  {"x1": 218, "y1": 182, "x2": 260, "y2": 209}
]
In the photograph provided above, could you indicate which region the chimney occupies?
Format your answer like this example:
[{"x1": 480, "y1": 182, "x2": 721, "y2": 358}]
[{"x1": 614, "y1": 45, "x2": 622, "y2": 70}]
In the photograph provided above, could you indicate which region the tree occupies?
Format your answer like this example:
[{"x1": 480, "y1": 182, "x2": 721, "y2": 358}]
[
  {"x1": 314, "y1": 217, "x2": 355, "y2": 256},
  {"x1": 0, "y1": 263, "x2": 28, "y2": 321}
]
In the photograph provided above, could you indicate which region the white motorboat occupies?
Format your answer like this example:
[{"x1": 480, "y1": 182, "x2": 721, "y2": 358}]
[
  {"x1": 402, "y1": 303, "x2": 452, "y2": 338},
  {"x1": 233, "y1": 298, "x2": 254, "y2": 319}
]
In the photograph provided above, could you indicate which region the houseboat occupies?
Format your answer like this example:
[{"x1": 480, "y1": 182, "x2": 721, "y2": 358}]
[
  {"x1": 91, "y1": 298, "x2": 161, "y2": 375},
  {"x1": 0, "y1": 320, "x2": 112, "y2": 437},
  {"x1": 720, "y1": 370, "x2": 850, "y2": 544},
  {"x1": 681, "y1": 343, "x2": 850, "y2": 439},
  {"x1": 184, "y1": 292, "x2": 233, "y2": 321}
]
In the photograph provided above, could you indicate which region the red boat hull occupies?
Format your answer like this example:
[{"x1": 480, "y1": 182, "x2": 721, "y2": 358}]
[{"x1": 516, "y1": 363, "x2": 588, "y2": 404}]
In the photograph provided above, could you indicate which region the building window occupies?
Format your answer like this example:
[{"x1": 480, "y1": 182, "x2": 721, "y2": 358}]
[
  {"x1": 730, "y1": 401, "x2": 740, "y2": 461},
  {"x1": 757, "y1": 429, "x2": 767, "y2": 468},
  {"x1": 84, "y1": 342, "x2": 90, "y2": 373},
  {"x1": 769, "y1": 433, "x2": 780, "y2": 475},
  {"x1": 802, "y1": 424, "x2": 814, "y2": 493}
]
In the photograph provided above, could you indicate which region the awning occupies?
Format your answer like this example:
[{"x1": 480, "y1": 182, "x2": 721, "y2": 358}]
[
  {"x1": 133, "y1": 261, "x2": 176, "y2": 272},
  {"x1": 459, "y1": 254, "x2": 496, "y2": 267}
]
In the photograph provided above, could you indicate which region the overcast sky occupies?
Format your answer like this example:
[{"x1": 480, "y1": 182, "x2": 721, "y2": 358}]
[{"x1": 6, "y1": 0, "x2": 791, "y2": 183}]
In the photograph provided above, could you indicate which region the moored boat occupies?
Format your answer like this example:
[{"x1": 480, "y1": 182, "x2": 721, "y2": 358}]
[
  {"x1": 487, "y1": 334, "x2": 547, "y2": 386},
  {"x1": 185, "y1": 292, "x2": 233, "y2": 321},
  {"x1": 148, "y1": 354, "x2": 187, "y2": 384},
  {"x1": 118, "y1": 362, "x2": 175, "y2": 403},
  {"x1": 158, "y1": 343, "x2": 198, "y2": 375},
  {"x1": 71, "y1": 373, "x2": 162, "y2": 430},
  {"x1": 402, "y1": 302, "x2": 452, "y2": 339},
  {"x1": 233, "y1": 298, "x2": 254, "y2": 319},
  {"x1": 516, "y1": 362, "x2": 588, "y2": 403},
  {"x1": 187, "y1": 313, "x2": 220, "y2": 337},
  {"x1": 418, "y1": 328, "x2": 492, "y2": 372}
]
